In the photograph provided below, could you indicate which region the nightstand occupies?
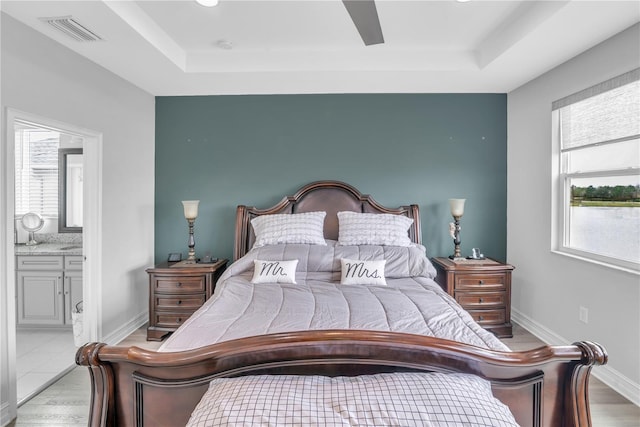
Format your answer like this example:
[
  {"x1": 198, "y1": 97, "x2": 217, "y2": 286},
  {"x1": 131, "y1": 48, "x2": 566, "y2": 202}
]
[
  {"x1": 431, "y1": 257, "x2": 515, "y2": 338},
  {"x1": 146, "y1": 259, "x2": 227, "y2": 341}
]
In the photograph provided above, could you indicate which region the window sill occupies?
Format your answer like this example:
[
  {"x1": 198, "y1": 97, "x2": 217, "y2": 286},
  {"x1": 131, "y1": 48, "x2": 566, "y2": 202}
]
[{"x1": 551, "y1": 250, "x2": 640, "y2": 276}]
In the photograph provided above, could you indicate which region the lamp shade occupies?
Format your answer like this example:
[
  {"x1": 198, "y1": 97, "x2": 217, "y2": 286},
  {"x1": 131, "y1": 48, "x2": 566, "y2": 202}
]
[
  {"x1": 448, "y1": 199, "x2": 466, "y2": 217},
  {"x1": 182, "y1": 200, "x2": 200, "y2": 219}
]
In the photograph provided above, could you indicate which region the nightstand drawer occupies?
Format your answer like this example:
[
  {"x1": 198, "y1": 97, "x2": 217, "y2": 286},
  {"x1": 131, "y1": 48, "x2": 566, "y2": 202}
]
[
  {"x1": 154, "y1": 276, "x2": 205, "y2": 293},
  {"x1": 456, "y1": 291, "x2": 505, "y2": 308},
  {"x1": 455, "y1": 273, "x2": 506, "y2": 290},
  {"x1": 156, "y1": 295, "x2": 205, "y2": 309},
  {"x1": 467, "y1": 309, "x2": 506, "y2": 325},
  {"x1": 154, "y1": 311, "x2": 195, "y2": 328}
]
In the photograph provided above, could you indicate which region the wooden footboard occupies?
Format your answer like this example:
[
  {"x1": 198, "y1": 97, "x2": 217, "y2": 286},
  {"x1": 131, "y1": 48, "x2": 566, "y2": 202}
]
[{"x1": 76, "y1": 330, "x2": 607, "y2": 427}]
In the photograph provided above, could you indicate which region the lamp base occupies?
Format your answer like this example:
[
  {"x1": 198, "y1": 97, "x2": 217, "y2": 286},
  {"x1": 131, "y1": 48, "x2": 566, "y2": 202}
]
[
  {"x1": 186, "y1": 218, "x2": 196, "y2": 264},
  {"x1": 449, "y1": 216, "x2": 463, "y2": 261}
]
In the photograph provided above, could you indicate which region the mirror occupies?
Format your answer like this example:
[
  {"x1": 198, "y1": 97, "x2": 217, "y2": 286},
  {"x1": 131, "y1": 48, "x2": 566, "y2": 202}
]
[
  {"x1": 21, "y1": 212, "x2": 44, "y2": 245},
  {"x1": 58, "y1": 148, "x2": 83, "y2": 232}
]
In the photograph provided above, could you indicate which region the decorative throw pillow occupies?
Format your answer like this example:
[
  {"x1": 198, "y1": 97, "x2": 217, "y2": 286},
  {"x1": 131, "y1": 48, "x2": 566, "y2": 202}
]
[
  {"x1": 251, "y1": 259, "x2": 298, "y2": 284},
  {"x1": 340, "y1": 258, "x2": 386, "y2": 286},
  {"x1": 337, "y1": 211, "x2": 413, "y2": 246},
  {"x1": 251, "y1": 212, "x2": 327, "y2": 249}
]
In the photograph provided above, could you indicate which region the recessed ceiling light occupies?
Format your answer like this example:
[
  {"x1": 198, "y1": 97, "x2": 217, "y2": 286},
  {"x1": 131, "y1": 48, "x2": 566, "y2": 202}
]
[{"x1": 196, "y1": 0, "x2": 219, "y2": 7}]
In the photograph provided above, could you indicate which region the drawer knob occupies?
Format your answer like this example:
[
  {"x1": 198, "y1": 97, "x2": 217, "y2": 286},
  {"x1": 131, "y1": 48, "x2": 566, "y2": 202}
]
[
  {"x1": 177, "y1": 282, "x2": 182, "y2": 287},
  {"x1": 479, "y1": 315, "x2": 484, "y2": 321},
  {"x1": 479, "y1": 297, "x2": 484, "y2": 303},
  {"x1": 177, "y1": 318, "x2": 182, "y2": 323},
  {"x1": 177, "y1": 300, "x2": 182, "y2": 305},
  {"x1": 478, "y1": 280, "x2": 484, "y2": 285}
]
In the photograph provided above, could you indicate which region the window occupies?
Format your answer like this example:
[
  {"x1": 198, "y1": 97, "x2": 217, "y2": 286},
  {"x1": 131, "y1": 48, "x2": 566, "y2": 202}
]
[
  {"x1": 15, "y1": 122, "x2": 60, "y2": 218},
  {"x1": 553, "y1": 69, "x2": 640, "y2": 271}
]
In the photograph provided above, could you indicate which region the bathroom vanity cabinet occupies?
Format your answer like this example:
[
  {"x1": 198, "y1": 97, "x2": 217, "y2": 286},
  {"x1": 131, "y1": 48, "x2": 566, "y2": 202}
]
[{"x1": 16, "y1": 255, "x2": 83, "y2": 326}]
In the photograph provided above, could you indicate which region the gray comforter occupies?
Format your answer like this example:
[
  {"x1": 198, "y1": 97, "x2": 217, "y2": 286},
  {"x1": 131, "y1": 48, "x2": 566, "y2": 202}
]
[{"x1": 159, "y1": 241, "x2": 508, "y2": 352}]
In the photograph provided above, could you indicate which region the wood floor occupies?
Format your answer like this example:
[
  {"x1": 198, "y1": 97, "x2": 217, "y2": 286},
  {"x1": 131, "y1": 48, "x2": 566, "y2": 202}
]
[{"x1": 7, "y1": 323, "x2": 640, "y2": 426}]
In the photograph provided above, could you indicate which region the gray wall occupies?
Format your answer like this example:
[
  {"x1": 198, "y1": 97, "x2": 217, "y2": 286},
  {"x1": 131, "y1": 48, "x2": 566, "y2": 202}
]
[
  {"x1": 508, "y1": 23, "x2": 640, "y2": 403},
  {"x1": 1, "y1": 13, "x2": 155, "y2": 423},
  {"x1": 155, "y1": 94, "x2": 507, "y2": 263}
]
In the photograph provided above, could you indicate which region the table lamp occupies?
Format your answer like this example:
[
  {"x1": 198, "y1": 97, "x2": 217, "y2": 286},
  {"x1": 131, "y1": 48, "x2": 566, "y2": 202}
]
[{"x1": 448, "y1": 198, "x2": 466, "y2": 260}]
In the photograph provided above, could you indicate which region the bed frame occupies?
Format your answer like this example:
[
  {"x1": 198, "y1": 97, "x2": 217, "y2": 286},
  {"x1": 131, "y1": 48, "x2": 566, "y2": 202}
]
[{"x1": 76, "y1": 180, "x2": 607, "y2": 427}]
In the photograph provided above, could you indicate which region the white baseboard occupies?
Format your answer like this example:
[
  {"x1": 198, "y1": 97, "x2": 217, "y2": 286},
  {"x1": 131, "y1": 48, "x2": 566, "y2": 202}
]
[
  {"x1": 101, "y1": 311, "x2": 148, "y2": 346},
  {"x1": 512, "y1": 309, "x2": 640, "y2": 407},
  {"x1": 512, "y1": 309, "x2": 567, "y2": 346},
  {"x1": 1, "y1": 401, "x2": 15, "y2": 427}
]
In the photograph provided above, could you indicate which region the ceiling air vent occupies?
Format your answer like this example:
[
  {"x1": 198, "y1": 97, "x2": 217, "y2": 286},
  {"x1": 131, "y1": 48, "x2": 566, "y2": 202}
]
[{"x1": 39, "y1": 16, "x2": 102, "y2": 42}]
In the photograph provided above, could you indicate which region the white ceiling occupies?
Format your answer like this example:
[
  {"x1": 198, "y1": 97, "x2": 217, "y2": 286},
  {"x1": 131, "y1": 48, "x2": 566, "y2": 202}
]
[{"x1": 2, "y1": 0, "x2": 639, "y2": 96}]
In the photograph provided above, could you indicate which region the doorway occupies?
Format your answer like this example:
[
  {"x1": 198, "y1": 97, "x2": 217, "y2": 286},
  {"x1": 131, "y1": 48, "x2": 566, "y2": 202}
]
[
  {"x1": 3, "y1": 109, "x2": 102, "y2": 413},
  {"x1": 13, "y1": 121, "x2": 83, "y2": 403}
]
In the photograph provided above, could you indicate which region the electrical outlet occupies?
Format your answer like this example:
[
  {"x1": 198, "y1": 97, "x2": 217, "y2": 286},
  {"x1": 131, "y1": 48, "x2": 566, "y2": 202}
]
[{"x1": 579, "y1": 306, "x2": 588, "y2": 324}]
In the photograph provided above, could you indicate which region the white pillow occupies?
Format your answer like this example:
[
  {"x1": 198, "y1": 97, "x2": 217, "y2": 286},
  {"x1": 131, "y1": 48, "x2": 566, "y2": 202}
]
[
  {"x1": 337, "y1": 211, "x2": 413, "y2": 246},
  {"x1": 251, "y1": 211, "x2": 327, "y2": 249},
  {"x1": 251, "y1": 259, "x2": 298, "y2": 284},
  {"x1": 340, "y1": 258, "x2": 386, "y2": 286}
]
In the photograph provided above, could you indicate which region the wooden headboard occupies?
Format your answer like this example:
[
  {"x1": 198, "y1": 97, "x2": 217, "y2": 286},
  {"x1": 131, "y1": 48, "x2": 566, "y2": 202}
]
[{"x1": 234, "y1": 180, "x2": 421, "y2": 260}]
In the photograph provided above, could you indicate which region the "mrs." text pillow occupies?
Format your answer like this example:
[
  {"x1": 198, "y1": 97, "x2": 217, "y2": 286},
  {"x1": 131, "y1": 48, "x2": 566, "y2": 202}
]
[{"x1": 340, "y1": 258, "x2": 386, "y2": 286}]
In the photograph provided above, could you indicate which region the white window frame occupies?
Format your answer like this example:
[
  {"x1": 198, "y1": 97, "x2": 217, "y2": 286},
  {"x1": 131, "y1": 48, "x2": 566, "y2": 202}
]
[{"x1": 552, "y1": 69, "x2": 640, "y2": 273}]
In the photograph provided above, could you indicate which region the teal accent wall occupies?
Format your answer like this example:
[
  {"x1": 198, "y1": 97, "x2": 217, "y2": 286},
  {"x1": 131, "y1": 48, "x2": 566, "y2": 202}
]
[{"x1": 155, "y1": 94, "x2": 507, "y2": 264}]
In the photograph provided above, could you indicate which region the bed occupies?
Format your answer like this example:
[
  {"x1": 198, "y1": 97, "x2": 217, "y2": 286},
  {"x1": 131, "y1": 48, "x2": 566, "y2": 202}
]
[{"x1": 76, "y1": 180, "x2": 607, "y2": 426}]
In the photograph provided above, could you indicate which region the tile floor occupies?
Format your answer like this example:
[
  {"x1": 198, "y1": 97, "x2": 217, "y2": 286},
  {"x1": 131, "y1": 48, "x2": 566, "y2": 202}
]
[{"x1": 16, "y1": 329, "x2": 77, "y2": 405}]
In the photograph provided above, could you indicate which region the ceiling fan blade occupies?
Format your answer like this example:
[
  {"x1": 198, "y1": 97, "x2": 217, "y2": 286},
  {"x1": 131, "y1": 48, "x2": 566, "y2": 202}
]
[{"x1": 342, "y1": 0, "x2": 384, "y2": 46}]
